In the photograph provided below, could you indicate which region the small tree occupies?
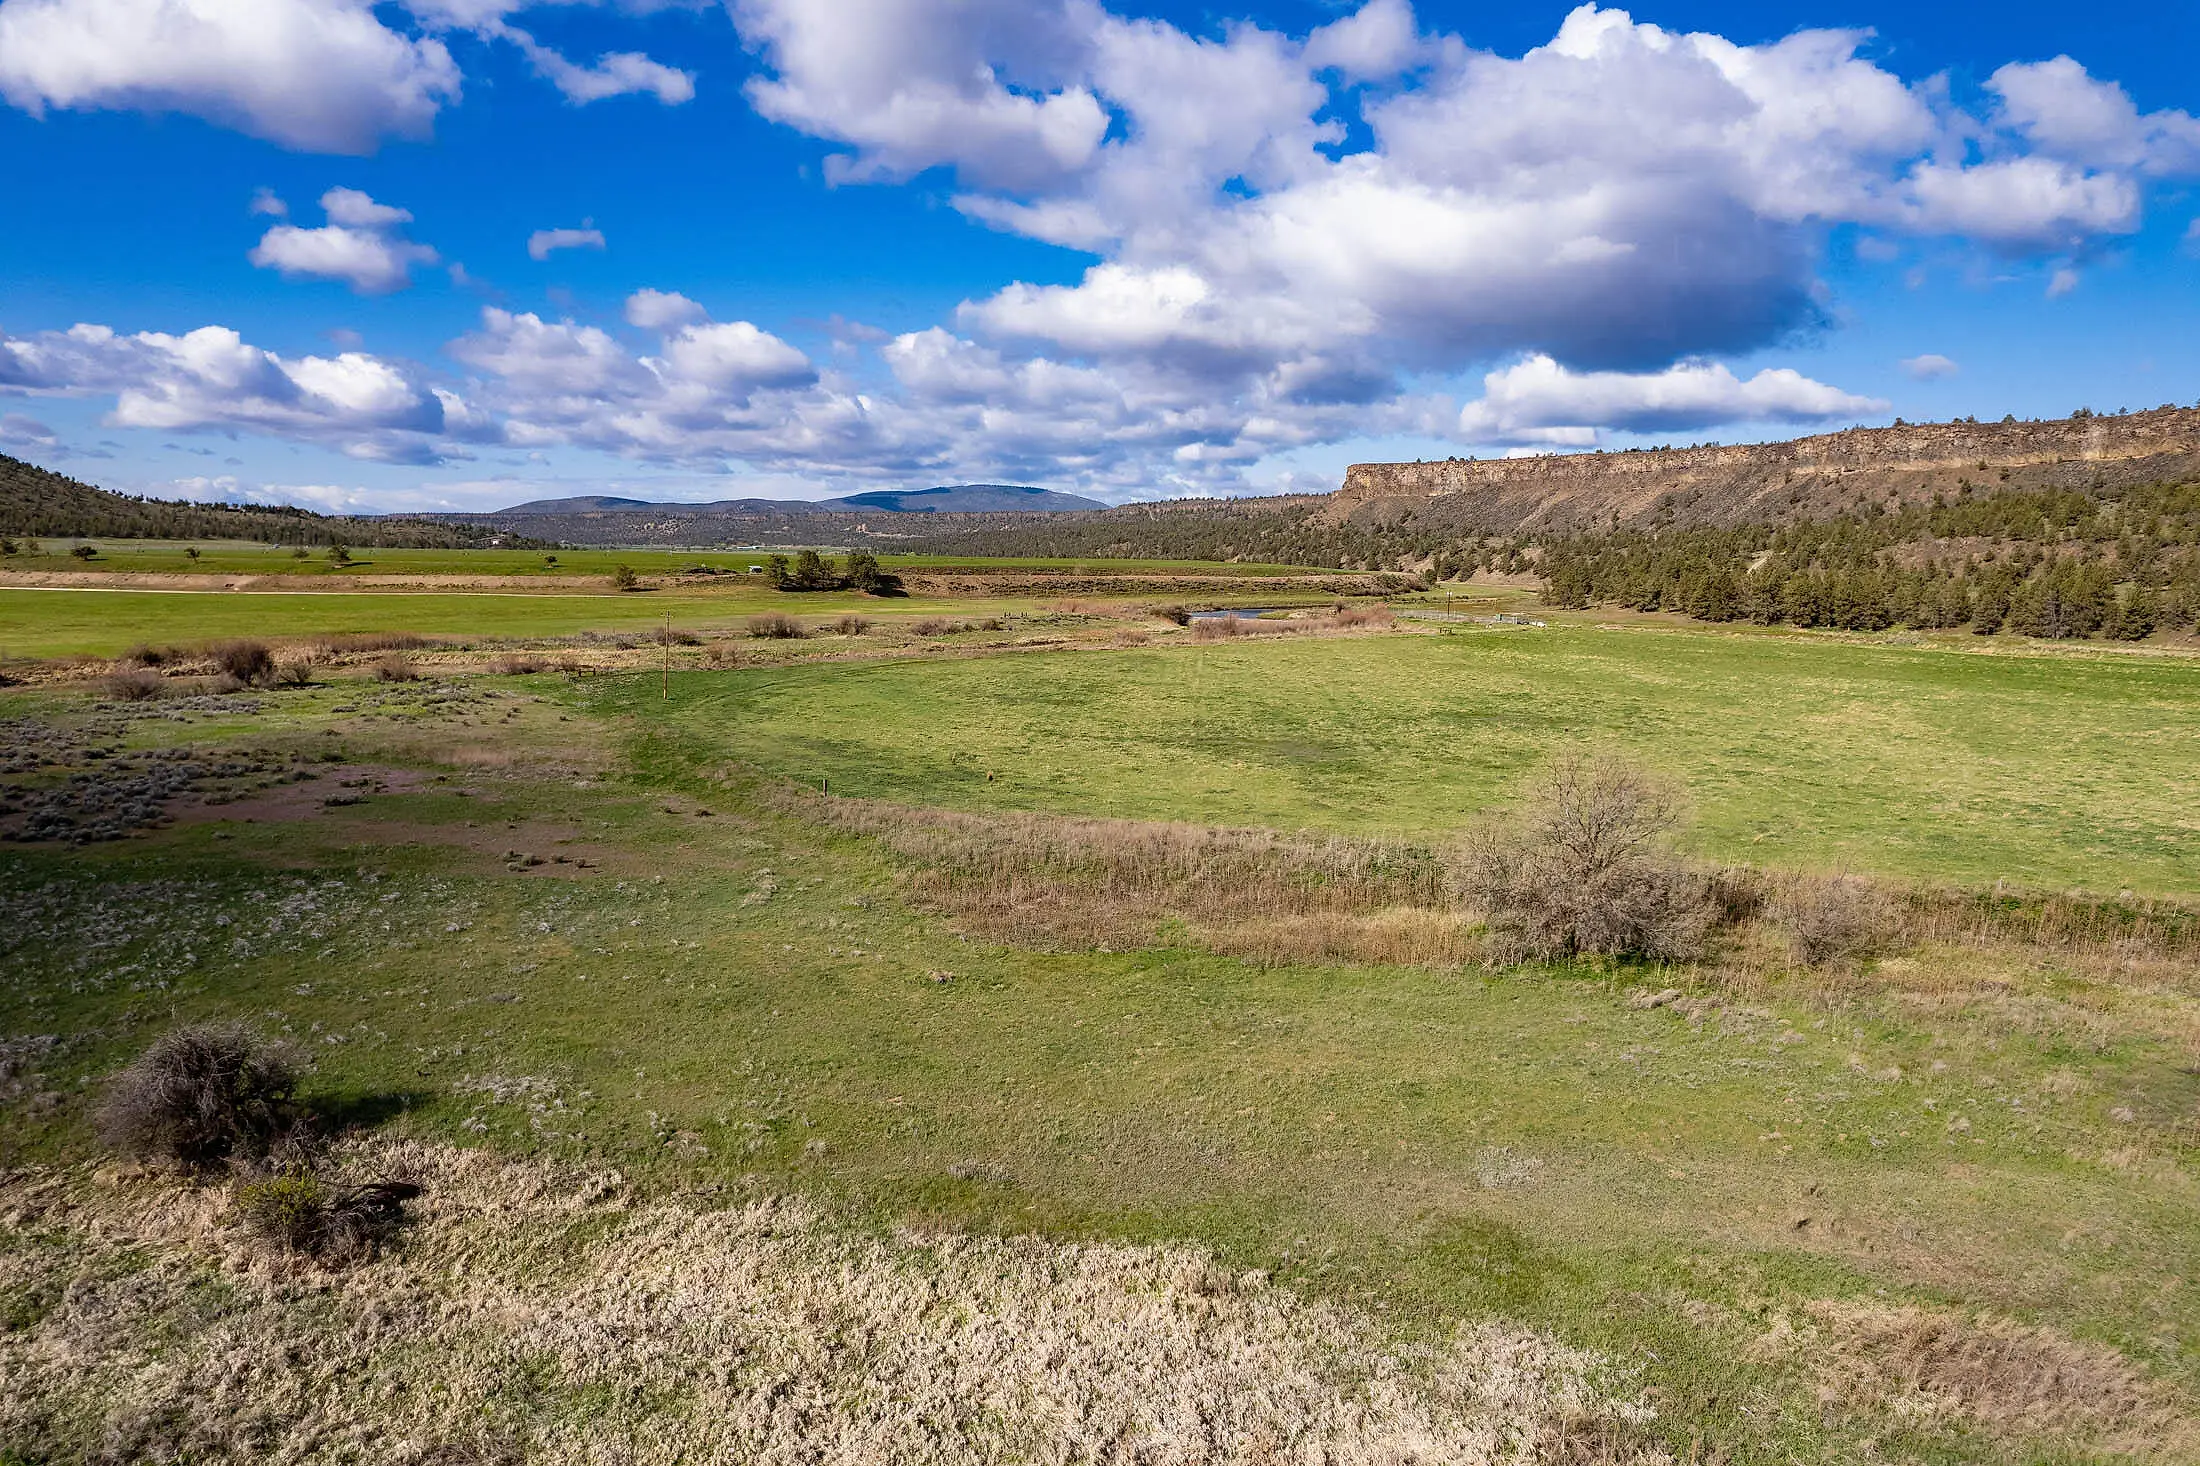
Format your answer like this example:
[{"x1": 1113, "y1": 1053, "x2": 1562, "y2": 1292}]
[
  {"x1": 1, "y1": 536, "x2": 19, "y2": 556},
  {"x1": 1456, "y1": 751, "x2": 1711, "y2": 964},
  {"x1": 610, "y1": 564, "x2": 639, "y2": 592},
  {"x1": 70, "y1": 542, "x2": 97, "y2": 561},
  {"x1": 184, "y1": 546, "x2": 201, "y2": 563},
  {"x1": 327, "y1": 543, "x2": 352, "y2": 566},
  {"x1": 764, "y1": 553, "x2": 790, "y2": 588},
  {"x1": 292, "y1": 546, "x2": 310, "y2": 560},
  {"x1": 543, "y1": 554, "x2": 559, "y2": 567},
  {"x1": 791, "y1": 548, "x2": 834, "y2": 590}
]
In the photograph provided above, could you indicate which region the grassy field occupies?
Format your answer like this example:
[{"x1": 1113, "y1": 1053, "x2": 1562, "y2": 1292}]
[
  {"x1": 0, "y1": 584, "x2": 1061, "y2": 659},
  {"x1": 1, "y1": 616, "x2": 2196, "y2": 1462},
  {"x1": 632, "y1": 624, "x2": 2200, "y2": 898},
  {"x1": 0, "y1": 537, "x2": 1323, "y2": 578}
]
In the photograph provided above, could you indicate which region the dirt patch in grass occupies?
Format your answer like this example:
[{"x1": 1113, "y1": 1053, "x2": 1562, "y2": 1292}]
[{"x1": 0, "y1": 1140, "x2": 1668, "y2": 1465}]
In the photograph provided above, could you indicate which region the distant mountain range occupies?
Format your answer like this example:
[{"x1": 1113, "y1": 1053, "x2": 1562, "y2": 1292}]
[{"x1": 494, "y1": 484, "x2": 1106, "y2": 516}]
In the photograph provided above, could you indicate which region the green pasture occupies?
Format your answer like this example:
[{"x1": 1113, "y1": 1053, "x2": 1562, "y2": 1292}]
[
  {"x1": 626, "y1": 624, "x2": 2200, "y2": 897},
  {"x1": 0, "y1": 584, "x2": 1047, "y2": 658},
  {"x1": 0, "y1": 665, "x2": 2194, "y2": 1464},
  {"x1": 1, "y1": 537, "x2": 1320, "y2": 578},
  {"x1": 1, "y1": 628, "x2": 2196, "y2": 1462}
]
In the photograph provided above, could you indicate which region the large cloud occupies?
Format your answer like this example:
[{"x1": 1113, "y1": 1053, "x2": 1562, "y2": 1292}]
[
  {"x1": 0, "y1": 321, "x2": 475, "y2": 462},
  {"x1": 0, "y1": 0, "x2": 690, "y2": 151},
  {"x1": 737, "y1": 0, "x2": 2200, "y2": 398},
  {"x1": 1456, "y1": 355, "x2": 1888, "y2": 446},
  {"x1": 0, "y1": 0, "x2": 460, "y2": 152}
]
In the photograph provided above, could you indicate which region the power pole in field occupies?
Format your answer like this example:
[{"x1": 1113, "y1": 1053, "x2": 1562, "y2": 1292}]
[{"x1": 662, "y1": 610, "x2": 671, "y2": 701}]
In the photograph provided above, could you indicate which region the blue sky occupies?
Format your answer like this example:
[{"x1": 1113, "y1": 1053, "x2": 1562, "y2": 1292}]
[{"x1": 1, "y1": 0, "x2": 2197, "y2": 512}]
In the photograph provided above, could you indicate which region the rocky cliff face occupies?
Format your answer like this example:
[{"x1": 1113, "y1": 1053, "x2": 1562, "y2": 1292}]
[{"x1": 1330, "y1": 407, "x2": 2200, "y2": 535}]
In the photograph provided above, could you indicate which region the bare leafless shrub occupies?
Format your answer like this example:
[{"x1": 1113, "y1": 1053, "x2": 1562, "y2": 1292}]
[
  {"x1": 911, "y1": 616, "x2": 961, "y2": 637},
  {"x1": 207, "y1": 672, "x2": 248, "y2": 695},
  {"x1": 234, "y1": 1170, "x2": 421, "y2": 1263},
  {"x1": 653, "y1": 626, "x2": 703, "y2": 646},
  {"x1": 489, "y1": 654, "x2": 548, "y2": 675},
  {"x1": 1769, "y1": 874, "x2": 1896, "y2": 964},
  {"x1": 1329, "y1": 603, "x2": 1395, "y2": 629},
  {"x1": 1192, "y1": 615, "x2": 1246, "y2": 639},
  {"x1": 97, "y1": 667, "x2": 166, "y2": 701},
  {"x1": 374, "y1": 654, "x2": 421, "y2": 682},
  {"x1": 97, "y1": 1022, "x2": 302, "y2": 1169},
  {"x1": 831, "y1": 614, "x2": 871, "y2": 636},
  {"x1": 747, "y1": 612, "x2": 805, "y2": 639},
  {"x1": 1152, "y1": 603, "x2": 1192, "y2": 625},
  {"x1": 1457, "y1": 751, "x2": 1713, "y2": 964},
  {"x1": 118, "y1": 643, "x2": 181, "y2": 667},
  {"x1": 210, "y1": 638, "x2": 275, "y2": 686},
  {"x1": 273, "y1": 655, "x2": 319, "y2": 688},
  {"x1": 976, "y1": 616, "x2": 1006, "y2": 631}
]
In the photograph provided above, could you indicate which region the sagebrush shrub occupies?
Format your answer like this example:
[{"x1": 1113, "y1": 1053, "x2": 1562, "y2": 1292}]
[
  {"x1": 234, "y1": 1171, "x2": 421, "y2": 1263},
  {"x1": 747, "y1": 612, "x2": 804, "y2": 639},
  {"x1": 210, "y1": 639, "x2": 276, "y2": 686},
  {"x1": 98, "y1": 1022, "x2": 302, "y2": 1169},
  {"x1": 374, "y1": 654, "x2": 421, "y2": 682},
  {"x1": 832, "y1": 615, "x2": 871, "y2": 636},
  {"x1": 1456, "y1": 751, "x2": 1712, "y2": 964},
  {"x1": 98, "y1": 667, "x2": 166, "y2": 701}
]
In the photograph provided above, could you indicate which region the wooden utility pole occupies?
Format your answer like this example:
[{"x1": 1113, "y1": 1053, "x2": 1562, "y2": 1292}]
[{"x1": 662, "y1": 610, "x2": 671, "y2": 701}]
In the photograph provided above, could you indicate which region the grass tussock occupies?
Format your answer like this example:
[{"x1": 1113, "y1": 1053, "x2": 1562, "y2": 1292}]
[{"x1": 0, "y1": 1140, "x2": 1667, "y2": 1466}]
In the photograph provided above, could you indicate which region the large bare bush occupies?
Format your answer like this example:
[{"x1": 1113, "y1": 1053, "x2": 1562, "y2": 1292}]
[
  {"x1": 209, "y1": 639, "x2": 276, "y2": 687},
  {"x1": 1457, "y1": 752, "x2": 1712, "y2": 964},
  {"x1": 97, "y1": 1022, "x2": 302, "y2": 1170}
]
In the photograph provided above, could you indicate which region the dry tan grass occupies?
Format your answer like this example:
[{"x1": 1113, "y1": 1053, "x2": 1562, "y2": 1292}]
[
  {"x1": 0, "y1": 1141, "x2": 1668, "y2": 1465},
  {"x1": 803, "y1": 795, "x2": 1469, "y2": 964},
  {"x1": 1793, "y1": 1300, "x2": 2192, "y2": 1456}
]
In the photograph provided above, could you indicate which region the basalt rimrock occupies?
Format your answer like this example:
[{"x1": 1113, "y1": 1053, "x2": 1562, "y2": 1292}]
[{"x1": 1330, "y1": 406, "x2": 2200, "y2": 535}]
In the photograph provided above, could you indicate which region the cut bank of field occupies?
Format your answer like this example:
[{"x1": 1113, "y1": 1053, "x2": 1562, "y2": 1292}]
[{"x1": 633, "y1": 626, "x2": 2200, "y2": 897}]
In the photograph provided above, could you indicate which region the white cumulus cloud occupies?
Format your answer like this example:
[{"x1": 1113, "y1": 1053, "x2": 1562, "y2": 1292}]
[
  {"x1": 0, "y1": 0, "x2": 459, "y2": 152},
  {"x1": 1456, "y1": 355, "x2": 1888, "y2": 445},
  {"x1": 527, "y1": 226, "x2": 606, "y2": 261},
  {"x1": 248, "y1": 187, "x2": 437, "y2": 293}
]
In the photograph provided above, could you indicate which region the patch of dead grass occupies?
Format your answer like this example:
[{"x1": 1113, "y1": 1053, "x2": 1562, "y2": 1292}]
[
  {"x1": 1797, "y1": 1299, "x2": 2190, "y2": 1455},
  {"x1": 0, "y1": 1140, "x2": 1669, "y2": 1465}
]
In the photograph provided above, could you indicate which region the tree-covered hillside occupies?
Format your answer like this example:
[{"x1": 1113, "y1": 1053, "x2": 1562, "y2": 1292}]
[{"x1": 0, "y1": 454, "x2": 536, "y2": 549}]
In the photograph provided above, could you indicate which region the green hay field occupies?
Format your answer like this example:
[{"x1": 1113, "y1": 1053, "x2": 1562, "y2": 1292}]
[
  {"x1": 0, "y1": 584, "x2": 1042, "y2": 658},
  {"x1": 1, "y1": 537, "x2": 1320, "y2": 579},
  {"x1": 628, "y1": 625, "x2": 2200, "y2": 898}
]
